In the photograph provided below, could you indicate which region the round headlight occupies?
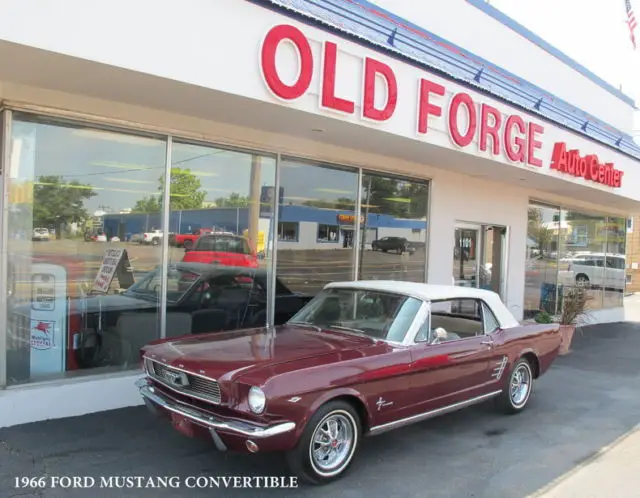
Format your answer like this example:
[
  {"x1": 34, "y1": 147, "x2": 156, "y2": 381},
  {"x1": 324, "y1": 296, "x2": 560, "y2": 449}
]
[{"x1": 248, "y1": 386, "x2": 266, "y2": 414}]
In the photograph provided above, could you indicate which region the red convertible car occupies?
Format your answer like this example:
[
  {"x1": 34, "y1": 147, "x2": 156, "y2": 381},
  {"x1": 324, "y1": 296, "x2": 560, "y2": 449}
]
[{"x1": 136, "y1": 281, "x2": 561, "y2": 485}]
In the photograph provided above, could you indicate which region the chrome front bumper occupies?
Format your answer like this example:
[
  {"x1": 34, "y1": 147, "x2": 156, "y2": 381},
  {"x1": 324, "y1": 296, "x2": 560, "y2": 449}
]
[{"x1": 136, "y1": 378, "x2": 295, "y2": 442}]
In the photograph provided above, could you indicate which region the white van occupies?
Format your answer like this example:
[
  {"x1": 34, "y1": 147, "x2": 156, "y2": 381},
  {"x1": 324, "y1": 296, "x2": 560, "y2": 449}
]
[{"x1": 558, "y1": 253, "x2": 626, "y2": 290}]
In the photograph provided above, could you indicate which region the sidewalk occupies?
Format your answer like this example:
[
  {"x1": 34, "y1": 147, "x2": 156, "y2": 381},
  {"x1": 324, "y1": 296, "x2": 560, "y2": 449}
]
[{"x1": 530, "y1": 426, "x2": 640, "y2": 498}]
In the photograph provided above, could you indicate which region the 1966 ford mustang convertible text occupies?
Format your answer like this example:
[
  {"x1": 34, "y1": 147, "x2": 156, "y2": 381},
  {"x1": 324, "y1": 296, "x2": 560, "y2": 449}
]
[{"x1": 136, "y1": 281, "x2": 562, "y2": 485}]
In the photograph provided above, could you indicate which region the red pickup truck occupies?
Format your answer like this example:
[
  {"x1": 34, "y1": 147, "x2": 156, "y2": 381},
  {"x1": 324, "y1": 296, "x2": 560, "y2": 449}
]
[{"x1": 168, "y1": 228, "x2": 215, "y2": 249}]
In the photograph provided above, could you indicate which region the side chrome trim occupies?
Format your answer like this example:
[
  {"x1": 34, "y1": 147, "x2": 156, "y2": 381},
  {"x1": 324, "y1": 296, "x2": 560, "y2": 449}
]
[
  {"x1": 136, "y1": 378, "x2": 295, "y2": 438},
  {"x1": 368, "y1": 390, "x2": 502, "y2": 435}
]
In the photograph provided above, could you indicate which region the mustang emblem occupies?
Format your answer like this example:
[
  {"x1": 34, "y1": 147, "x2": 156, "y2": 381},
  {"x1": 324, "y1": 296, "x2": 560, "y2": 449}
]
[
  {"x1": 376, "y1": 397, "x2": 393, "y2": 411},
  {"x1": 162, "y1": 369, "x2": 189, "y2": 387}
]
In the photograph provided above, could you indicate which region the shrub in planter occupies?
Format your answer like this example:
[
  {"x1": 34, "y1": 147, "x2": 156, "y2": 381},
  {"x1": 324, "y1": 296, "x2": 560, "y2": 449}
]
[
  {"x1": 558, "y1": 287, "x2": 593, "y2": 355},
  {"x1": 534, "y1": 311, "x2": 553, "y2": 324}
]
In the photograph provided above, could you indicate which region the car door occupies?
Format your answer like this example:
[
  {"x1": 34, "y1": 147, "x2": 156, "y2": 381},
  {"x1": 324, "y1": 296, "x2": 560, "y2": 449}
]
[
  {"x1": 406, "y1": 298, "x2": 494, "y2": 415},
  {"x1": 479, "y1": 301, "x2": 511, "y2": 389}
]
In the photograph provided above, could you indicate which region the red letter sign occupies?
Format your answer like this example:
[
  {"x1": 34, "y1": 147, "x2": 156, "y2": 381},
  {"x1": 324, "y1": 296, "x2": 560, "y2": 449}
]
[
  {"x1": 550, "y1": 142, "x2": 567, "y2": 171},
  {"x1": 260, "y1": 25, "x2": 313, "y2": 100},
  {"x1": 417, "y1": 79, "x2": 445, "y2": 134},
  {"x1": 504, "y1": 115, "x2": 526, "y2": 162},
  {"x1": 321, "y1": 41, "x2": 355, "y2": 114},
  {"x1": 479, "y1": 104, "x2": 502, "y2": 155},
  {"x1": 449, "y1": 93, "x2": 477, "y2": 147},
  {"x1": 527, "y1": 123, "x2": 544, "y2": 167},
  {"x1": 362, "y1": 58, "x2": 397, "y2": 121}
]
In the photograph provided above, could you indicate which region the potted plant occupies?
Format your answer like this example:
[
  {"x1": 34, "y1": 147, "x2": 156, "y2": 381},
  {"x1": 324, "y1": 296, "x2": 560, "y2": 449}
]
[
  {"x1": 558, "y1": 287, "x2": 593, "y2": 355},
  {"x1": 534, "y1": 310, "x2": 553, "y2": 324}
]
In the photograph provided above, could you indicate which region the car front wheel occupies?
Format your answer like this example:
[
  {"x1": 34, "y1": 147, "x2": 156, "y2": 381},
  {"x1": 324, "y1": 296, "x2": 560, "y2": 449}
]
[
  {"x1": 286, "y1": 400, "x2": 361, "y2": 485},
  {"x1": 496, "y1": 358, "x2": 533, "y2": 415}
]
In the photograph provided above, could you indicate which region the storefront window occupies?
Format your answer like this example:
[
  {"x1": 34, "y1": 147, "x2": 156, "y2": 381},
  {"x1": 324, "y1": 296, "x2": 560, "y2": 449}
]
[
  {"x1": 276, "y1": 159, "x2": 358, "y2": 296},
  {"x1": 5, "y1": 114, "x2": 167, "y2": 385},
  {"x1": 604, "y1": 217, "x2": 626, "y2": 308},
  {"x1": 163, "y1": 141, "x2": 277, "y2": 331},
  {"x1": 317, "y1": 224, "x2": 339, "y2": 242},
  {"x1": 524, "y1": 203, "x2": 560, "y2": 318},
  {"x1": 358, "y1": 173, "x2": 429, "y2": 282},
  {"x1": 278, "y1": 222, "x2": 298, "y2": 241},
  {"x1": 558, "y1": 209, "x2": 607, "y2": 311}
]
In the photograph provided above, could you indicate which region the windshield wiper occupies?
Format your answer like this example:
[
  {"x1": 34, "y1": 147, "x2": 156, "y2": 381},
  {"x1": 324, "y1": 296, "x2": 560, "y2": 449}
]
[
  {"x1": 325, "y1": 324, "x2": 370, "y2": 337},
  {"x1": 288, "y1": 321, "x2": 323, "y2": 332}
]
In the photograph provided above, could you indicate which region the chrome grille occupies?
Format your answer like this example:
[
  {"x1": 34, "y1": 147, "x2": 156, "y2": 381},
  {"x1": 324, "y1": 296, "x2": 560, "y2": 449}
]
[{"x1": 146, "y1": 359, "x2": 221, "y2": 404}]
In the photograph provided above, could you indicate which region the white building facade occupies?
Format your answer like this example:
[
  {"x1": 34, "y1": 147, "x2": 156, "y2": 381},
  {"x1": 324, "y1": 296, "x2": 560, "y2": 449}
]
[{"x1": 0, "y1": 0, "x2": 639, "y2": 427}]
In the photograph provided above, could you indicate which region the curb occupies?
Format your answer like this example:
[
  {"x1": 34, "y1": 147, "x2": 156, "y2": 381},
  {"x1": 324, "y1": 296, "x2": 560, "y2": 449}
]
[{"x1": 526, "y1": 424, "x2": 640, "y2": 497}]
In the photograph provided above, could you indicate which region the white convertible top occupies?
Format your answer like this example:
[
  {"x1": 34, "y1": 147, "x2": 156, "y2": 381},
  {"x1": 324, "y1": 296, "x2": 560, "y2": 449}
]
[{"x1": 323, "y1": 280, "x2": 520, "y2": 329}]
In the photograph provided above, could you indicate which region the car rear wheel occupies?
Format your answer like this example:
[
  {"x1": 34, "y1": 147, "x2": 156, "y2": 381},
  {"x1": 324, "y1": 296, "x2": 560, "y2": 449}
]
[
  {"x1": 496, "y1": 358, "x2": 533, "y2": 415},
  {"x1": 286, "y1": 400, "x2": 361, "y2": 485},
  {"x1": 575, "y1": 274, "x2": 590, "y2": 287}
]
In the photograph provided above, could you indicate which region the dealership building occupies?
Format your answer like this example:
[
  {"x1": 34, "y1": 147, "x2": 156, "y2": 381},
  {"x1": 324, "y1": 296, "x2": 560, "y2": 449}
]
[{"x1": 1, "y1": 0, "x2": 640, "y2": 426}]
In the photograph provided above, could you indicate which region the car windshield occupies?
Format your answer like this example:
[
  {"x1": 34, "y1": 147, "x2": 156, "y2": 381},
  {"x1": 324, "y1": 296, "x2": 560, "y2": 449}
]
[
  {"x1": 194, "y1": 235, "x2": 251, "y2": 254},
  {"x1": 289, "y1": 287, "x2": 423, "y2": 343},
  {"x1": 123, "y1": 266, "x2": 200, "y2": 303}
]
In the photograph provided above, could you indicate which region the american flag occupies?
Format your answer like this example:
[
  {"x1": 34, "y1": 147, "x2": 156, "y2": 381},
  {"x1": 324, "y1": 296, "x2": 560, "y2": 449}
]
[{"x1": 626, "y1": 0, "x2": 637, "y2": 49}]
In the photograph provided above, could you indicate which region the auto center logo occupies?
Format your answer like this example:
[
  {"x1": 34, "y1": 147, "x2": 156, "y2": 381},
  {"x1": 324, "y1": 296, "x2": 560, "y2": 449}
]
[{"x1": 30, "y1": 319, "x2": 55, "y2": 350}]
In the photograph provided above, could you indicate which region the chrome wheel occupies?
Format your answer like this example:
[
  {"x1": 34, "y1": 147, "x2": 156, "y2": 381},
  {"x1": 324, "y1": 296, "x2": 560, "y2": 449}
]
[
  {"x1": 510, "y1": 363, "x2": 532, "y2": 407},
  {"x1": 309, "y1": 411, "x2": 356, "y2": 477}
]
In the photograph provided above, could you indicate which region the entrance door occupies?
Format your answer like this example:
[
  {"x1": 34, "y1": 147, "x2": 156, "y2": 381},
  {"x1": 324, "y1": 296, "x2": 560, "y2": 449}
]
[
  {"x1": 454, "y1": 225, "x2": 480, "y2": 288},
  {"x1": 453, "y1": 222, "x2": 507, "y2": 300}
]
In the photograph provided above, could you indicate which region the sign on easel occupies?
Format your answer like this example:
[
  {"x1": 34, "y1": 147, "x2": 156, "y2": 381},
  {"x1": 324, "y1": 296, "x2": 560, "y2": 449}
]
[{"x1": 92, "y1": 248, "x2": 134, "y2": 294}]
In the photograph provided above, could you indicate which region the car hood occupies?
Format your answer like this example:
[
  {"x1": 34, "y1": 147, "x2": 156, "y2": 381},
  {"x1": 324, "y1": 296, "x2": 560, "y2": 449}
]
[
  {"x1": 11, "y1": 292, "x2": 158, "y2": 317},
  {"x1": 143, "y1": 324, "x2": 377, "y2": 383}
]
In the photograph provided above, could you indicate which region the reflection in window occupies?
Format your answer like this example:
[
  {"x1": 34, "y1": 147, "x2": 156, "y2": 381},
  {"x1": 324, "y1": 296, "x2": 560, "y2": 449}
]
[
  {"x1": 5, "y1": 114, "x2": 166, "y2": 385},
  {"x1": 317, "y1": 224, "x2": 339, "y2": 242},
  {"x1": 166, "y1": 141, "x2": 276, "y2": 327},
  {"x1": 524, "y1": 203, "x2": 560, "y2": 318},
  {"x1": 358, "y1": 173, "x2": 428, "y2": 283},
  {"x1": 558, "y1": 209, "x2": 609, "y2": 311},
  {"x1": 278, "y1": 222, "x2": 299, "y2": 241},
  {"x1": 276, "y1": 159, "x2": 358, "y2": 294}
]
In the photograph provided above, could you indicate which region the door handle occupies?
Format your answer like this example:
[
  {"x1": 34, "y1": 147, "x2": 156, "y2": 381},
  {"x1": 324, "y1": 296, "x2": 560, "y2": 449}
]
[{"x1": 481, "y1": 339, "x2": 493, "y2": 346}]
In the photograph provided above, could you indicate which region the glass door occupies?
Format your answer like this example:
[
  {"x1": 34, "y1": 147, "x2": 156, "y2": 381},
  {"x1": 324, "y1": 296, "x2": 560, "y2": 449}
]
[
  {"x1": 453, "y1": 225, "x2": 481, "y2": 288},
  {"x1": 454, "y1": 222, "x2": 507, "y2": 300}
]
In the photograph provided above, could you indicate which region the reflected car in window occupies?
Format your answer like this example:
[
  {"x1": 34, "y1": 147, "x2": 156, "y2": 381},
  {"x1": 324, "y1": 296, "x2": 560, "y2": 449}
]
[
  {"x1": 371, "y1": 236, "x2": 422, "y2": 254},
  {"x1": 7, "y1": 263, "x2": 312, "y2": 375},
  {"x1": 136, "y1": 281, "x2": 561, "y2": 485},
  {"x1": 182, "y1": 234, "x2": 259, "y2": 268}
]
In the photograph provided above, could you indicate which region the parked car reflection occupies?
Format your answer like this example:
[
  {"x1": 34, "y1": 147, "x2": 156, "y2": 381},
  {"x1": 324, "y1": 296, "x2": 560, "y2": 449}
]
[{"x1": 8, "y1": 263, "x2": 312, "y2": 374}]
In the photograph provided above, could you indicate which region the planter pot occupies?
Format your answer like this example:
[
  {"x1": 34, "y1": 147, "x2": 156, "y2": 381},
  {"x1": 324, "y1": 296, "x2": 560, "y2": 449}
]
[{"x1": 558, "y1": 324, "x2": 577, "y2": 355}]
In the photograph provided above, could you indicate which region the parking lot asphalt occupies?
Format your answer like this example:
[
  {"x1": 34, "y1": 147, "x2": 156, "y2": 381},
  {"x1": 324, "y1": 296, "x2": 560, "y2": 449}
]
[{"x1": 2, "y1": 321, "x2": 640, "y2": 498}]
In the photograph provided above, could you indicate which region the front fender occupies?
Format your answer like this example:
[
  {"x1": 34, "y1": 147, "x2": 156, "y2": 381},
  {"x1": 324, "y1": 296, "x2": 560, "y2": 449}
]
[{"x1": 291, "y1": 387, "x2": 371, "y2": 441}]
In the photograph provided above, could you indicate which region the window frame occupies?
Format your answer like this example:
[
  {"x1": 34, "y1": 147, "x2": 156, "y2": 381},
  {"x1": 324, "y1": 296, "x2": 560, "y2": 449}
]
[
  {"x1": 277, "y1": 221, "x2": 299, "y2": 242},
  {"x1": 414, "y1": 297, "x2": 499, "y2": 344},
  {"x1": 316, "y1": 223, "x2": 340, "y2": 243}
]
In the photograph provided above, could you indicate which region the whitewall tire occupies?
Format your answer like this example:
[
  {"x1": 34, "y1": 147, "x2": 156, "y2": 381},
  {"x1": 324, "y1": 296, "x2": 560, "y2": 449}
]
[
  {"x1": 496, "y1": 358, "x2": 534, "y2": 415},
  {"x1": 286, "y1": 400, "x2": 361, "y2": 485}
]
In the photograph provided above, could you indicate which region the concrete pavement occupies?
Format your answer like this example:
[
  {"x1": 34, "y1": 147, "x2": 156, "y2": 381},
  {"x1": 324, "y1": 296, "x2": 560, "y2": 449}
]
[{"x1": 531, "y1": 426, "x2": 640, "y2": 498}]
